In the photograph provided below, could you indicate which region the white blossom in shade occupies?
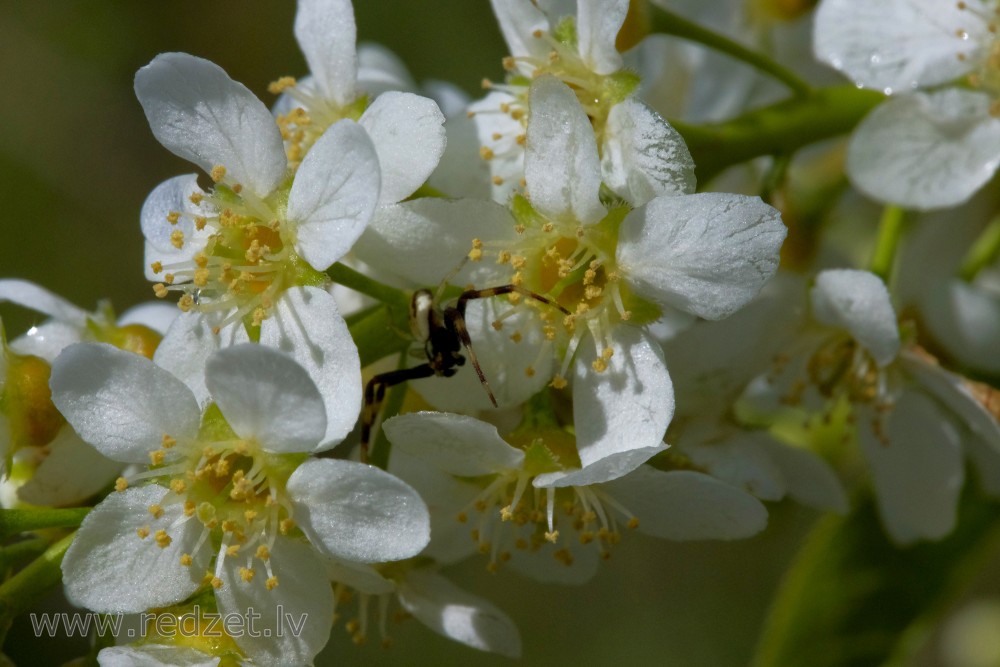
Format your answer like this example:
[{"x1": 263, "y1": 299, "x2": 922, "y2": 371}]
[
  {"x1": 319, "y1": 558, "x2": 521, "y2": 656},
  {"x1": 429, "y1": 0, "x2": 694, "y2": 206},
  {"x1": 270, "y1": 0, "x2": 446, "y2": 204},
  {"x1": 813, "y1": 0, "x2": 1000, "y2": 209},
  {"x1": 53, "y1": 343, "x2": 429, "y2": 666},
  {"x1": 98, "y1": 644, "x2": 223, "y2": 667},
  {"x1": 663, "y1": 275, "x2": 849, "y2": 513},
  {"x1": 384, "y1": 411, "x2": 767, "y2": 583},
  {"x1": 0, "y1": 280, "x2": 177, "y2": 507},
  {"x1": 740, "y1": 269, "x2": 1000, "y2": 544}
]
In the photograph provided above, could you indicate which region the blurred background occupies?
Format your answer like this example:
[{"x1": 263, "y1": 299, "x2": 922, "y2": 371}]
[{"x1": 3, "y1": 2, "x2": 1000, "y2": 665}]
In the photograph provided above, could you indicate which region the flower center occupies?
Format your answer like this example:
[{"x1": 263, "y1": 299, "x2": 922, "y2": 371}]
[
  {"x1": 956, "y1": 1, "x2": 1000, "y2": 112},
  {"x1": 151, "y1": 173, "x2": 324, "y2": 332}
]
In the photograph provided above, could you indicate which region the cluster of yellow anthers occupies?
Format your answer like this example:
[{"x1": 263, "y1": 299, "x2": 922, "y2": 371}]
[
  {"x1": 116, "y1": 433, "x2": 297, "y2": 592},
  {"x1": 150, "y1": 165, "x2": 297, "y2": 333},
  {"x1": 268, "y1": 76, "x2": 366, "y2": 168}
]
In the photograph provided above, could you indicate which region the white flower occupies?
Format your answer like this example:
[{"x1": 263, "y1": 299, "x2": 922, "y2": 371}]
[
  {"x1": 364, "y1": 76, "x2": 785, "y2": 478},
  {"x1": 430, "y1": 0, "x2": 694, "y2": 207},
  {"x1": 740, "y1": 269, "x2": 1000, "y2": 543},
  {"x1": 813, "y1": 0, "x2": 1000, "y2": 209},
  {"x1": 52, "y1": 343, "x2": 429, "y2": 666},
  {"x1": 0, "y1": 280, "x2": 176, "y2": 507},
  {"x1": 271, "y1": 0, "x2": 446, "y2": 205},
  {"x1": 136, "y1": 51, "x2": 377, "y2": 445},
  {"x1": 385, "y1": 411, "x2": 767, "y2": 585}
]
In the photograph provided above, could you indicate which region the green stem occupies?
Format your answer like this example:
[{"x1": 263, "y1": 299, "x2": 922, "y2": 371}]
[
  {"x1": 326, "y1": 263, "x2": 409, "y2": 310},
  {"x1": 671, "y1": 85, "x2": 884, "y2": 183},
  {"x1": 0, "y1": 537, "x2": 49, "y2": 573},
  {"x1": 0, "y1": 507, "x2": 89, "y2": 540},
  {"x1": 0, "y1": 532, "x2": 75, "y2": 643},
  {"x1": 870, "y1": 205, "x2": 906, "y2": 283},
  {"x1": 647, "y1": 6, "x2": 812, "y2": 98},
  {"x1": 958, "y1": 214, "x2": 1000, "y2": 282}
]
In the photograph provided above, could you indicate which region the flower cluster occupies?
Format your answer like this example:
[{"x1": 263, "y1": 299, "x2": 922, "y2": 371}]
[{"x1": 2, "y1": 0, "x2": 1000, "y2": 665}]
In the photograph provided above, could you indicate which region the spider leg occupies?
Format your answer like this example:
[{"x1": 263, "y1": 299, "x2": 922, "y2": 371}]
[
  {"x1": 361, "y1": 364, "x2": 437, "y2": 463},
  {"x1": 456, "y1": 284, "x2": 570, "y2": 316},
  {"x1": 444, "y1": 306, "x2": 499, "y2": 408}
]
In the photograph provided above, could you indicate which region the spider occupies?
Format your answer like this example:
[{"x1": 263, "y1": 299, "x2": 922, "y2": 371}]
[{"x1": 360, "y1": 283, "x2": 569, "y2": 461}]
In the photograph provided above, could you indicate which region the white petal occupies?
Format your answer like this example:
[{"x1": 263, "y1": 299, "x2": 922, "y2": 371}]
[
  {"x1": 576, "y1": 0, "x2": 628, "y2": 74},
  {"x1": 811, "y1": 269, "x2": 900, "y2": 367},
  {"x1": 214, "y1": 538, "x2": 332, "y2": 667},
  {"x1": 62, "y1": 485, "x2": 210, "y2": 613},
  {"x1": 813, "y1": 0, "x2": 980, "y2": 92},
  {"x1": 507, "y1": 538, "x2": 600, "y2": 585},
  {"x1": 325, "y1": 557, "x2": 395, "y2": 595},
  {"x1": 0, "y1": 279, "x2": 87, "y2": 326},
  {"x1": 490, "y1": 0, "x2": 551, "y2": 67},
  {"x1": 410, "y1": 299, "x2": 552, "y2": 412},
  {"x1": 9, "y1": 321, "x2": 83, "y2": 362},
  {"x1": 601, "y1": 98, "x2": 696, "y2": 206},
  {"x1": 357, "y1": 42, "x2": 417, "y2": 96},
  {"x1": 294, "y1": 0, "x2": 358, "y2": 107},
  {"x1": 153, "y1": 313, "x2": 247, "y2": 408},
  {"x1": 534, "y1": 444, "x2": 666, "y2": 488},
  {"x1": 601, "y1": 467, "x2": 769, "y2": 540},
  {"x1": 117, "y1": 302, "x2": 180, "y2": 336},
  {"x1": 353, "y1": 198, "x2": 516, "y2": 286},
  {"x1": 756, "y1": 439, "x2": 849, "y2": 513},
  {"x1": 205, "y1": 344, "x2": 325, "y2": 452},
  {"x1": 901, "y1": 352, "x2": 1000, "y2": 453},
  {"x1": 17, "y1": 426, "x2": 122, "y2": 507},
  {"x1": 423, "y1": 79, "x2": 471, "y2": 118},
  {"x1": 847, "y1": 90, "x2": 1000, "y2": 210},
  {"x1": 140, "y1": 175, "x2": 212, "y2": 262},
  {"x1": 50, "y1": 343, "x2": 200, "y2": 463},
  {"x1": 397, "y1": 569, "x2": 522, "y2": 658},
  {"x1": 134, "y1": 53, "x2": 286, "y2": 197},
  {"x1": 287, "y1": 458, "x2": 430, "y2": 562},
  {"x1": 288, "y1": 119, "x2": 380, "y2": 271},
  {"x1": 258, "y1": 287, "x2": 361, "y2": 448},
  {"x1": 858, "y1": 394, "x2": 964, "y2": 544},
  {"x1": 923, "y1": 278, "x2": 1000, "y2": 375},
  {"x1": 383, "y1": 412, "x2": 524, "y2": 476},
  {"x1": 359, "y1": 92, "x2": 446, "y2": 205},
  {"x1": 98, "y1": 645, "x2": 219, "y2": 667},
  {"x1": 617, "y1": 193, "x2": 786, "y2": 320},
  {"x1": 682, "y1": 432, "x2": 786, "y2": 502},
  {"x1": 525, "y1": 76, "x2": 605, "y2": 224},
  {"x1": 572, "y1": 326, "x2": 673, "y2": 469}
]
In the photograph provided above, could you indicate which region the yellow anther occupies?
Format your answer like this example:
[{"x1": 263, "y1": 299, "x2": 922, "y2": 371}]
[
  {"x1": 180, "y1": 553, "x2": 193, "y2": 566},
  {"x1": 265, "y1": 576, "x2": 279, "y2": 590},
  {"x1": 194, "y1": 216, "x2": 207, "y2": 231},
  {"x1": 221, "y1": 520, "x2": 238, "y2": 533},
  {"x1": 592, "y1": 358, "x2": 609, "y2": 373},
  {"x1": 502, "y1": 56, "x2": 517, "y2": 70},
  {"x1": 255, "y1": 545, "x2": 271, "y2": 560},
  {"x1": 510, "y1": 331, "x2": 522, "y2": 343},
  {"x1": 166, "y1": 211, "x2": 181, "y2": 224},
  {"x1": 162, "y1": 434, "x2": 176, "y2": 449},
  {"x1": 189, "y1": 191, "x2": 204, "y2": 205},
  {"x1": 163, "y1": 274, "x2": 175, "y2": 285},
  {"x1": 525, "y1": 366, "x2": 535, "y2": 377},
  {"x1": 115, "y1": 477, "x2": 129, "y2": 492},
  {"x1": 210, "y1": 165, "x2": 227, "y2": 183},
  {"x1": 169, "y1": 479, "x2": 187, "y2": 494},
  {"x1": 178, "y1": 294, "x2": 195, "y2": 312},
  {"x1": 479, "y1": 146, "x2": 495, "y2": 160},
  {"x1": 184, "y1": 500, "x2": 196, "y2": 517},
  {"x1": 150, "y1": 261, "x2": 163, "y2": 275},
  {"x1": 492, "y1": 175, "x2": 505, "y2": 185},
  {"x1": 627, "y1": 517, "x2": 640, "y2": 529},
  {"x1": 149, "y1": 450, "x2": 166, "y2": 466},
  {"x1": 226, "y1": 544, "x2": 241, "y2": 557},
  {"x1": 500, "y1": 506, "x2": 514, "y2": 521},
  {"x1": 456, "y1": 512, "x2": 468, "y2": 523},
  {"x1": 169, "y1": 230, "x2": 184, "y2": 249},
  {"x1": 550, "y1": 375, "x2": 568, "y2": 389},
  {"x1": 154, "y1": 529, "x2": 172, "y2": 548},
  {"x1": 239, "y1": 567, "x2": 256, "y2": 582},
  {"x1": 148, "y1": 504, "x2": 164, "y2": 519},
  {"x1": 602, "y1": 347, "x2": 614, "y2": 360},
  {"x1": 136, "y1": 526, "x2": 150, "y2": 539},
  {"x1": 279, "y1": 518, "x2": 296, "y2": 534},
  {"x1": 153, "y1": 283, "x2": 168, "y2": 299},
  {"x1": 545, "y1": 530, "x2": 560, "y2": 543},
  {"x1": 211, "y1": 576, "x2": 223, "y2": 589},
  {"x1": 268, "y1": 76, "x2": 297, "y2": 94},
  {"x1": 244, "y1": 509, "x2": 258, "y2": 522},
  {"x1": 481, "y1": 77, "x2": 493, "y2": 89}
]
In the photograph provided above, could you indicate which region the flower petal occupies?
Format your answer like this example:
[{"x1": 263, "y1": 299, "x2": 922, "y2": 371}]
[
  {"x1": 287, "y1": 119, "x2": 380, "y2": 271},
  {"x1": 50, "y1": 343, "x2": 200, "y2": 463},
  {"x1": 17, "y1": 426, "x2": 121, "y2": 507},
  {"x1": 756, "y1": 439, "x2": 849, "y2": 513},
  {"x1": 923, "y1": 278, "x2": 1000, "y2": 375},
  {"x1": 603, "y1": 467, "x2": 769, "y2": 540},
  {"x1": 525, "y1": 76, "x2": 605, "y2": 225},
  {"x1": 857, "y1": 393, "x2": 964, "y2": 544},
  {"x1": 682, "y1": 433, "x2": 785, "y2": 502},
  {"x1": 357, "y1": 42, "x2": 417, "y2": 96},
  {"x1": 325, "y1": 557, "x2": 395, "y2": 595},
  {"x1": 215, "y1": 538, "x2": 333, "y2": 667},
  {"x1": 490, "y1": 0, "x2": 551, "y2": 68},
  {"x1": 811, "y1": 269, "x2": 900, "y2": 367},
  {"x1": 601, "y1": 98, "x2": 696, "y2": 206},
  {"x1": 258, "y1": 287, "x2": 361, "y2": 448},
  {"x1": 153, "y1": 313, "x2": 248, "y2": 408},
  {"x1": 383, "y1": 412, "x2": 524, "y2": 476},
  {"x1": 359, "y1": 92, "x2": 446, "y2": 205},
  {"x1": 617, "y1": 193, "x2": 785, "y2": 320},
  {"x1": 572, "y1": 326, "x2": 673, "y2": 469},
  {"x1": 287, "y1": 458, "x2": 430, "y2": 562},
  {"x1": 847, "y1": 90, "x2": 1000, "y2": 210},
  {"x1": 98, "y1": 645, "x2": 220, "y2": 667},
  {"x1": 576, "y1": 0, "x2": 628, "y2": 75},
  {"x1": 134, "y1": 53, "x2": 286, "y2": 197},
  {"x1": 0, "y1": 279, "x2": 87, "y2": 326},
  {"x1": 294, "y1": 0, "x2": 358, "y2": 107},
  {"x1": 8, "y1": 321, "x2": 83, "y2": 363},
  {"x1": 813, "y1": 0, "x2": 980, "y2": 92},
  {"x1": 534, "y1": 444, "x2": 666, "y2": 488},
  {"x1": 62, "y1": 485, "x2": 210, "y2": 613},
  {"x1": 397, "y1": 569, "x2": 522, "y2": 657},
  {"x1": 140, "y1": 175, "x2": 212, "y2": 266},
  {"x1": 117, "y1": 302, "x2": 180, "y2": 336},
  {"x1": 205, "y1": 344, "x2": 325, "y2": 453}
]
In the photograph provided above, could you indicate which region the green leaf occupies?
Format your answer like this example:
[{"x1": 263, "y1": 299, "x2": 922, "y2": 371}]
[
  {"x1": 753, "y1": 487, "x2": 1000, "y2": 667},
  {"x1": 0, "y1": 508, "x2": 89, "y2": 540}
]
